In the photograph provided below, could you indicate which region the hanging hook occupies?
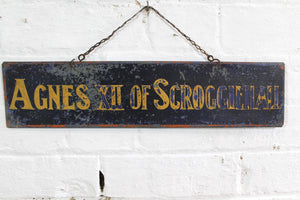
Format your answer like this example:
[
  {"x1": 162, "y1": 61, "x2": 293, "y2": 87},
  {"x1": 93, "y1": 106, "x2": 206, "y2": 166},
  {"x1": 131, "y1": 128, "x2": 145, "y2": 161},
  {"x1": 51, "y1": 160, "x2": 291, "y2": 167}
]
[
  {"x1": 69, "y1": 58, "x2": 75, "y2": 68},
  {"x1": 146, "y1": 1, "x2": 150, "y2": 11}
]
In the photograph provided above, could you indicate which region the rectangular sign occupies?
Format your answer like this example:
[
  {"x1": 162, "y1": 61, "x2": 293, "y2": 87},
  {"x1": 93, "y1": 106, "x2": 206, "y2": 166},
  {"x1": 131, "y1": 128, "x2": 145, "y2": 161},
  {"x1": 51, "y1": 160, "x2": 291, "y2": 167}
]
[{"x1": 2, "y1": 61, "x2": 284, "y2": 128}]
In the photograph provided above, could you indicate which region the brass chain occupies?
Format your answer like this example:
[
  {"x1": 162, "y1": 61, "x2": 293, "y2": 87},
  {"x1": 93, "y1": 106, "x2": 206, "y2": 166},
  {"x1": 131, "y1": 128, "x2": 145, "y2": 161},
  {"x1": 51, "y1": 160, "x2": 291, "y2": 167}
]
[{"x1": 70, "y1": 5, "x2": 221, "y2": 66}]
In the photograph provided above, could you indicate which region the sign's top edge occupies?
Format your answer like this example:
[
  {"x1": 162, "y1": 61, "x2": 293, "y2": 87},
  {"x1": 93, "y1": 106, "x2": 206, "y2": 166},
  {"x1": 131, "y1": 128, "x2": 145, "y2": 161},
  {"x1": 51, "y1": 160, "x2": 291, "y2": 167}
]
[{"x1": 2, "y1": 61, "x2": 285, "y2": 65}]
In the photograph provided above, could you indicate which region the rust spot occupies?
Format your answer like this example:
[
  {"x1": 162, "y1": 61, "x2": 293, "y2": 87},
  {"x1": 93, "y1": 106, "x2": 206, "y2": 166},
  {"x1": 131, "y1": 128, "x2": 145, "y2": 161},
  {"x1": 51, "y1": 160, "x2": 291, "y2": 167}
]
[
  {"x1": 96, "y1": 124, "x2": 121, "y2": 128},
  {"x1": 24, "y1": 124, "x2": 66, "y2": 128},
  {"x1": 52, "y1": 125, "x2": 66, "y2": 128},
  {"x1": 124, "y1": 124, "x2": 138, "y2": 128},
  {"x1": 3, "y1": 76, "x2": 7, "y2": 101},
  {"x1": 240, "y1": 155, "x2": 243, "y2": 160},
  {"x1": 7, "y1": 123, "x2": 278, "y2": 128},
  {"x1": 280, "y1": 65, "x2": 284, "y2": 70},
  {"x1": 273, "y1": 145, "x2": 280, "y2": 150},
  {"x1": 24, "y1": 18, "x2": 28, "y2": 23},
  {"x1": 161, "y1": 124, "x2": 191, "y2": 128},
  {"x1": 207, "y1": 124, "x2": 223, "y2": 127}
]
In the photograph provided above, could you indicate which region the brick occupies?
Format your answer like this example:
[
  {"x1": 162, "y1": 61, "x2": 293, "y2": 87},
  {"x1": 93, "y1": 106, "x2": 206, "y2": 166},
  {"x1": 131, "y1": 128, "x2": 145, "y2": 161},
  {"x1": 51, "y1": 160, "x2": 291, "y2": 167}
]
[
  {"x1": 101, "y1": 154, "x2": 237, "y2": 198},
  {"x1": 285, "y1": 56, "x2": 300, "y2": 106},
  {"x1": 240, "y1": 152, "x2": 300, "y2": 195},
  {"x1": 0, "y1": 156, "x2": 99, "y2": 198},
  {"x1": 0, "y1": 127, "x2": 136, "y2": 155},
  {"x1": 137, "y1": 128, "x2": 276, "y2": 152},
  {"x1": 272, "y1": 106, "x2": 300, "y2": 152},
  {"x1": 220, "y1": 4, "x2": 300, "y2": 56}
]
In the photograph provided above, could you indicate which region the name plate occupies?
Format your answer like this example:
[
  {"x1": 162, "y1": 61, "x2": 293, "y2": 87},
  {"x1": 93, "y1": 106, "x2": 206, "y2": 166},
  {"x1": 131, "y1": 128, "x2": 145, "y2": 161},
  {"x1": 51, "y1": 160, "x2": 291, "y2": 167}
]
[{"x1": 2, "y1": 62, "x2": 284, "y2": 128}]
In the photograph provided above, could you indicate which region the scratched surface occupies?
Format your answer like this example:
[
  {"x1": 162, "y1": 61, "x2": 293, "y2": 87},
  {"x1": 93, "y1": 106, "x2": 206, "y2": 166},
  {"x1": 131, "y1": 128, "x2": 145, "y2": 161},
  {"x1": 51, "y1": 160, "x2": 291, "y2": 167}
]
[{"x1": 2, "y1": 61, "x2": 284, "y2": 128}]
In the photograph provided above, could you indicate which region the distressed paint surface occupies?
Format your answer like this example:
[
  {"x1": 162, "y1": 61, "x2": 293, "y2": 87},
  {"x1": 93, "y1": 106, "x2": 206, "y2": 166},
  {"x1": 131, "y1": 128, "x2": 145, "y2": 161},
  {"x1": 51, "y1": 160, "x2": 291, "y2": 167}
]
[{"x1": 2, "y1": 61, "x2": 284, "y2": 128}]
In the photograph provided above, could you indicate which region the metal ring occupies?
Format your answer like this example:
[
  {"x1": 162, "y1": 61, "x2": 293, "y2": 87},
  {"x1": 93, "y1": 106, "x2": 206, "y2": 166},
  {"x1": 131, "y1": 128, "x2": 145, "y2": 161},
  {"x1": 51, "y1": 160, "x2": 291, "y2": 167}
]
[
  {"x1": 207, "y1": 55, "x2": 214, "y2": 62},
  {"x1": 212, "y1": 58, "x2": 221, "y2": 67},
  {"x1": 78, "y1": 54, "x2": 85, "y2": 62}
]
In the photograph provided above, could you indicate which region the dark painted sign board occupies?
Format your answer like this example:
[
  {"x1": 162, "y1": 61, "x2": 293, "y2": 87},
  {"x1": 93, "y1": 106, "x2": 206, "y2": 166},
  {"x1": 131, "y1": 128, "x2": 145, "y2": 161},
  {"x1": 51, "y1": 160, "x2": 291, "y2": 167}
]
[{"x1": 2, "y1": 62, "x2": 284, "y2": 128}]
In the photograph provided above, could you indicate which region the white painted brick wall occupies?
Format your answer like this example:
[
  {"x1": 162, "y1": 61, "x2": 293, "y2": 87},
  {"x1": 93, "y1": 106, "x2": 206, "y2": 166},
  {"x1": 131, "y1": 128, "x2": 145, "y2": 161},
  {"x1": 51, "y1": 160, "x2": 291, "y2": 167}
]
[{"x1": 0, "y1": 0, "x2": 299, "y2": 200}]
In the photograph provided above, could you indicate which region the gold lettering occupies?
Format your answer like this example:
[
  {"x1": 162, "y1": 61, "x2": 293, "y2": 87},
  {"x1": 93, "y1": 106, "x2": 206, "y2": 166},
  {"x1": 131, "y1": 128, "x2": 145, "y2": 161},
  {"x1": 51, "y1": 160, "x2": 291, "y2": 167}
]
[
  {"x1": 141, "y1": 85, "x2": 151, "y2": 110},
  {"x1": 153, "y1": 79, "x2": 169, "y2": 110},
  {"x1": 110, "y1": 85, "x2": 123, "y2": 110},
  {"x1": 217, "y1": 86, "x2": 227, "y2": 110},
  {"x1": 48, "y1": 85, "x2": 60, "y2": 110},
  {"x1": 250, "y1": 86, "x2": 258, "y2": 110},
  {"x1": 193, "y1": 85, "x2": 204, "y2": 110},
  {"x1": 271, "y1": 85, "x2": 280, "y2": 109},
  {"x1": 256, "y1": 86, "x2": 267, "y2": 109},
  {"x1": 62, "y1": 85, "x2": 75, "y2": 110},
  {"x1": 95, "y1": 85, "x2": 110, "y2": 110},
  {"x1": 34, "y1": 85, "x2": 47, "y2": 110},
  {"x1": 205, "y1": 85, "x2": 216, "y2": 110},
  {"x1": 170, "y1": 85, "x2": 180, "y2": 110},
  {"x1": 130, "y1": 85, "x2": 141, "y2": 110},
  {"x1": 9, "y1": 79, "x2": 34, "y2": 110},
  {"x1": 266, "y1": 85, "x2": 272, "y2": 109},
  {"x1": 76, "y1": 84, "x2": 90, "y2": 110},
  {"x1": 235, "y1": 85, "x2": 244, "y2": 110},
  {"x1": 180, "y1": 85, "x2": 194, "y2": 110}
]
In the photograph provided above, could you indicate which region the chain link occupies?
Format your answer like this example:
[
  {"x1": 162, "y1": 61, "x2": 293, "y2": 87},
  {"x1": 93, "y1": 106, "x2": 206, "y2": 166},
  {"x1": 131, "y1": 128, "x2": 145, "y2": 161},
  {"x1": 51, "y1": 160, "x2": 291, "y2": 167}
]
[{"x1": 70, "y1": 5, "x2": 221, "y2": 66}]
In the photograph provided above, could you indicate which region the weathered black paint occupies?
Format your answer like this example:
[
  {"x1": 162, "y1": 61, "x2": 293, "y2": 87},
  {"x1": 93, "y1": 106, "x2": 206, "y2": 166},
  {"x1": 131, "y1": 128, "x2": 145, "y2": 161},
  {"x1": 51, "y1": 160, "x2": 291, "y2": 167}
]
[{"x1": 2, "y1": 61, "x2": 284, "y2": 128}]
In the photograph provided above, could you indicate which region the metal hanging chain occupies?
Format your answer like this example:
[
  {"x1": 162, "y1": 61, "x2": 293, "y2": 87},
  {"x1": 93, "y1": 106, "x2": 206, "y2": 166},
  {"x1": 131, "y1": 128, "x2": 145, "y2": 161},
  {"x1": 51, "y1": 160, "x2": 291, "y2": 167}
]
[{"x1": 70, "y1": 4, "x2": 221, "y2": 66}]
